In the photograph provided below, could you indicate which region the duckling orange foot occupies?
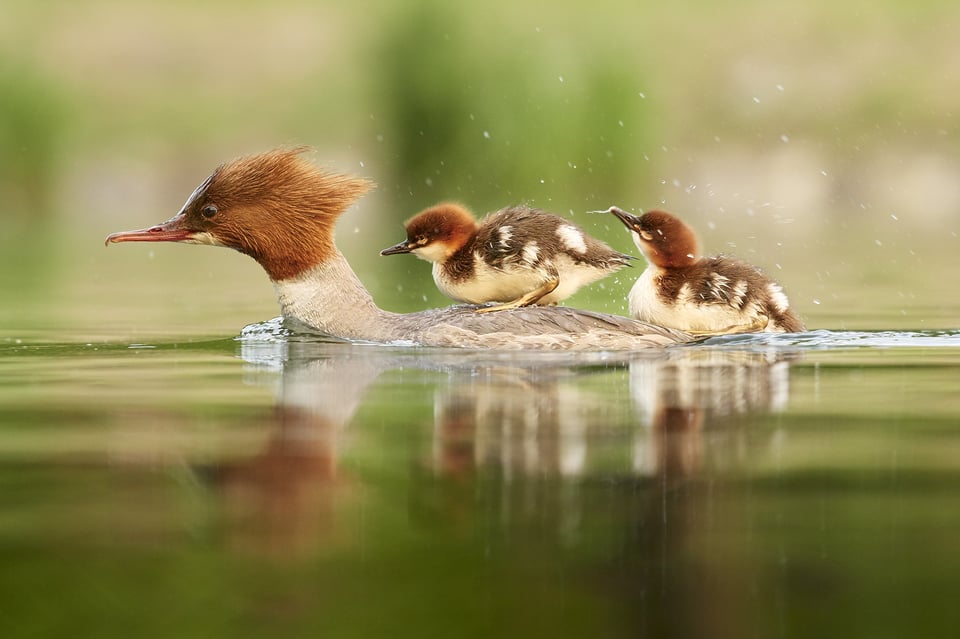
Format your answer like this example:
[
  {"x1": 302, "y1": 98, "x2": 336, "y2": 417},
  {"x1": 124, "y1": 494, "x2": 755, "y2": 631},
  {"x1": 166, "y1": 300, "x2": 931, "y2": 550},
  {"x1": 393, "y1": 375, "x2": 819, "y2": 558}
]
[
  {"x1": 686, "y1": 315, "x2": 770, "y2": 337},
  {"x1": 474, "y1": 278, "x2": 561, "y2": 313}
]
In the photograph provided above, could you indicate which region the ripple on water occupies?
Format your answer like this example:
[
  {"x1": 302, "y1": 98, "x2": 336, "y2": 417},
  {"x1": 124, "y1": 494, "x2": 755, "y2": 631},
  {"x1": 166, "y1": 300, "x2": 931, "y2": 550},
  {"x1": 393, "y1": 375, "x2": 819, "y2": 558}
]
[
  {"x1": 700, "y1": 328, "x2": 960, "y2": 350},
  {"x1": 239, "y1": 318, "x2": 960, "y2": 353}
]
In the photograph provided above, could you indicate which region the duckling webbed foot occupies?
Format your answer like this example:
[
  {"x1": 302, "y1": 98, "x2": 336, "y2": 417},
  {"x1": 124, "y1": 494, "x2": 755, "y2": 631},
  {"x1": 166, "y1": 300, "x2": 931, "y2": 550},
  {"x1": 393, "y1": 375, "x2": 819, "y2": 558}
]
[
  {"x1": 475, "y1": 278, "x2": 561, "y2": 313},
  {"x1": 686, "y1": 315, "x2": 770, "y2": 337}
]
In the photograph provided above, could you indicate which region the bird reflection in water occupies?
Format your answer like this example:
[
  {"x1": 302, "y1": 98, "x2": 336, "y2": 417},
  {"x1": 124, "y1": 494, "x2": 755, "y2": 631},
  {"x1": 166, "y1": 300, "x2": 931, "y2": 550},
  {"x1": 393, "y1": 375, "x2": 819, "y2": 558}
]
[
  {"x1": 630, "y1": 348, "x2": 791, "y2": 478},
  {"x1": 219, "y1": 329, "x2": 798, "y2": 557}
]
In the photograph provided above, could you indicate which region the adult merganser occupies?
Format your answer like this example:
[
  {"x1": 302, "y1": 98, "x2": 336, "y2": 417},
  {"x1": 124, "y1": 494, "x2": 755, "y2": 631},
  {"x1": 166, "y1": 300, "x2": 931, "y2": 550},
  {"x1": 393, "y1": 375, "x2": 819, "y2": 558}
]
[
  {"x1": 104, "y1": 147, "x2": 691, "y2": 350},
  {"x1": 380, "y1": 202, "x2": 633, "y2": 312},
  {"x1": 607, "y1": 206, "x2": 805, "y2": 335}
]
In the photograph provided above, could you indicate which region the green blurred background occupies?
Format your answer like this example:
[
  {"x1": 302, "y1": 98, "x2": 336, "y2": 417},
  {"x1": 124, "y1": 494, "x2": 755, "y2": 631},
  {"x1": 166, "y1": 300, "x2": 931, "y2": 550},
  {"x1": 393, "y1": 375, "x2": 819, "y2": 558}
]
[{"x1": 2, "y1": 0, "x2": 958, "y2": 339}]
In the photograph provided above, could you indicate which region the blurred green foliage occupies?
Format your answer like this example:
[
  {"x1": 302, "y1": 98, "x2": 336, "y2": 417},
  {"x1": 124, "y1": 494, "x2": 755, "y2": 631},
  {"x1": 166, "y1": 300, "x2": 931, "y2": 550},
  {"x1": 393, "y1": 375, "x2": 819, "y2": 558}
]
[
  {"x1": 1, "y1": 0, "x2": 957, "y2": 225},
  {"x1": 0, "y1": 0, "x2": 957, "y2": 326},
  {"x1": 376, "y1": 1, "x2": 655, "y2": 214},
  {"x1": 0, "y1": 64, "x2": 65, "y2": 218}
]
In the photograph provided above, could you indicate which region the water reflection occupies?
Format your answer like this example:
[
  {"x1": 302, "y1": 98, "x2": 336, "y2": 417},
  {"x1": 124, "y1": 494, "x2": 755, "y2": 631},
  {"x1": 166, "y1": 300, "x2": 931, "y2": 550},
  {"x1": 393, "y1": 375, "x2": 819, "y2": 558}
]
[
  {"x1": 208, "y1": 349, "x2": 386, "y2": 558},
  {"x1": 9, "y1": 330, "x2": 960, "y2": 637},
  {"x1": 630, "y1": 349, "x2": 792, "y2": 477},
  {"x1": 227, "y1": 332, "x2": 798, "y2": 557}
]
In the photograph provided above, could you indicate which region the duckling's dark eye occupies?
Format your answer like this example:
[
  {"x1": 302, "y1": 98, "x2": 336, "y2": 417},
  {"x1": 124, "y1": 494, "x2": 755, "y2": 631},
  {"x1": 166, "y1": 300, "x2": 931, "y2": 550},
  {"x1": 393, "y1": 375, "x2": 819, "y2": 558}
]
[{"x1": 201, "y1": 205, "x2": 218, "y2": 219}]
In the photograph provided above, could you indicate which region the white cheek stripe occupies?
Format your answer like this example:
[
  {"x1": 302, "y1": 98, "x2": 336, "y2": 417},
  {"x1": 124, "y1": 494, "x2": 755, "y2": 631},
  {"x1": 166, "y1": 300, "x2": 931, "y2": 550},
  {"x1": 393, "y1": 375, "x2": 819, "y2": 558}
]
[{"x1": 183, "y1": 231, "x2": 223, "y2": 246}]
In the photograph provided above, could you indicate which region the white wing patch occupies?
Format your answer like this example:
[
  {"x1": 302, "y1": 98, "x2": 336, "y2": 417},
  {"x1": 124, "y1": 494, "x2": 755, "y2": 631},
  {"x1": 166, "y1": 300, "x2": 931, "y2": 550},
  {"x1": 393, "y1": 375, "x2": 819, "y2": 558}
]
[
  {"x1": 767, "y1": 282, "x2": 790, "y2": 312},
  {"x1": 521, "y1": 241, "x2": 540, "y2": 265},
  {"x1": 705, "y1": 273, "x2": 730, "y2": 300},
  {"x1": 497, "y1": 225, "x2": 513, "y2": 249},
  {"x1": 692, "y1": 273, "x2": 749, "y2": 307},
  {"x1": 730, "y1": 280, "x2": 748, "y2": 308},
  {"x1": 556, "y1": 225, "x2": 588, "y2": 254}
]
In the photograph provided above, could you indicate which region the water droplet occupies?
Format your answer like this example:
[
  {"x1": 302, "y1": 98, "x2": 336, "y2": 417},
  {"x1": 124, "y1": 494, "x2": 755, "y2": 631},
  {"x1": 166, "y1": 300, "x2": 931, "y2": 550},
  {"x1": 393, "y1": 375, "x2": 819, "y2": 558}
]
[
  {"x1": 813, "y1": 299, "x2": 821, "y2": 305},
  {"x1": 776, "y1": 84, "x2": 785, "y2": 92},
  {"x1": 558, "y1": 75, "x2": 564, "y2": 83},
  {"x1": 638, "y1": 91, "x2": 646, "y2": 98},
  {"x1": 890, "y1": 214, "x2": 899, "y2": 221},
  {"x1": 875, "y1": 239, "x2": 883, "y2": 247},
  {"x1": 780, "y1": 134, "x2": 790, "y2": 143},
  {"x1": 618, "y1": 120, "x2": 624, "y2": 127},
  {"x1": 483, "y1": 131, "x2": 491, "y2": 139},
  {"x1": 752, "y1": 96, "x2": 760, "y2": 104},
  {"x1": 425, "y1": 177, "x2": 433, "y2": 187},
  {"x1": 359, "y1": 161, "x2": 365, "y2": 168}
]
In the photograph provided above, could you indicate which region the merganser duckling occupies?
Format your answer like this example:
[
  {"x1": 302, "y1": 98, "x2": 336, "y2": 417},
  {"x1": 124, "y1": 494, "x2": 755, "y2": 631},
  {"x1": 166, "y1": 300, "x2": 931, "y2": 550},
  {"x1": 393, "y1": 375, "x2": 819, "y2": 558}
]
[
  {"x1": 104, "y1": 147, "x2": 691, "y2": 350},
  {"x1": 380, "y1": 202, "x2": 633, "y2": 312},
  {"x1": 607, "y1": 206, "x2": 805, "y2": 335}
]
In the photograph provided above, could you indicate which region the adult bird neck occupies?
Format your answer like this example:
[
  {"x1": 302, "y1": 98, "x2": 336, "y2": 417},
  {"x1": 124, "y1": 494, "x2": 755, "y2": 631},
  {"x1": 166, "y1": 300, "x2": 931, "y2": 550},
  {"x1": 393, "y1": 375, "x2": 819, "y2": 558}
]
[{"x1": 272, "y1": 250, "x2": 401, "y2": 342}]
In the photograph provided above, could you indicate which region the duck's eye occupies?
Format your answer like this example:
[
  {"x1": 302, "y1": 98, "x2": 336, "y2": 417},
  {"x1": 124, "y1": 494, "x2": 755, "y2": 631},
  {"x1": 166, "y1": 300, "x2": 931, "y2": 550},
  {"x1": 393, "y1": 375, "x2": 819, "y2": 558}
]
[{"x1": 201, "y1": 205, "x2": 218, "y2": 219}]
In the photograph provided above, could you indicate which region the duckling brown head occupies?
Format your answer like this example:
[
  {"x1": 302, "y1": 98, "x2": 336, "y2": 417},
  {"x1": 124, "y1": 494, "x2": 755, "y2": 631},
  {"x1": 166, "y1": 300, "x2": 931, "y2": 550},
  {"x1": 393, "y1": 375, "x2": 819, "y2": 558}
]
[
  {"x1": 609, "y1": 207, "x2": 700, "y2": 269},
  {"x1": 380, "y1": 202, "x2": 480, "y2": 263}
]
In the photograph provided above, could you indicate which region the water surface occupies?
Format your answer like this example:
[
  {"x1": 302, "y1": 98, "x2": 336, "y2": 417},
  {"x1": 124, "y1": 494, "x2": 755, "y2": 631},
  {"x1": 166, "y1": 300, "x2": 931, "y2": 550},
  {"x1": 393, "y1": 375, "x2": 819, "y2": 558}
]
[{"x1": 2, "y1": 320, "x2": 959, "y2": 638}]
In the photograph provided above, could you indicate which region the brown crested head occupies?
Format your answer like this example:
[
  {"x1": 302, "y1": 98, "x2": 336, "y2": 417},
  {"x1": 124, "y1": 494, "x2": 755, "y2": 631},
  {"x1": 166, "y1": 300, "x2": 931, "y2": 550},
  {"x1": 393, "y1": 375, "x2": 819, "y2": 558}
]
[
  {"x1": 106, "y1": 147, "x2": 374, "y2": 281},
  {"x1": 610, "y1": 207, "x2": 700, "y2": 268},
  {"x1": 380, "y1": 202, "x2": 479, "y2": 260}
]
